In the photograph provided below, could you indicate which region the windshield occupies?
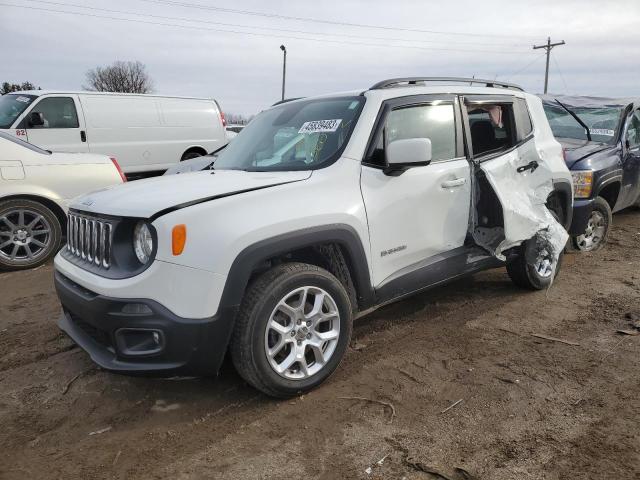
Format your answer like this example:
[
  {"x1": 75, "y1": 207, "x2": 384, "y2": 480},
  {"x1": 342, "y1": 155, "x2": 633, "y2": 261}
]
[
  {"x1": 0, "y1": 94, "x2": 37, "y2": 129},
  {"x1": 213, "y1": 96, "x2": 365, "y2": 171},
  {"x1": 543, "y1": 103, "x2": 623, "y2": 143}
]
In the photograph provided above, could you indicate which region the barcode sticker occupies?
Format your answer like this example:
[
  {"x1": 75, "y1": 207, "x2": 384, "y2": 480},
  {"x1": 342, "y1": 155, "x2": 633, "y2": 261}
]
[{"x1": 298, "y1": 119, "x2": 342, "y2": 134}]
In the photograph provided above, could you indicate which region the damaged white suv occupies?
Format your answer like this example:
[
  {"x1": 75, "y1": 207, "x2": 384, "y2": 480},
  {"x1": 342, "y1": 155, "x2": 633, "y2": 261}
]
[{"x1": 54, "y1": 78, "x2": 572, "y2": 397}]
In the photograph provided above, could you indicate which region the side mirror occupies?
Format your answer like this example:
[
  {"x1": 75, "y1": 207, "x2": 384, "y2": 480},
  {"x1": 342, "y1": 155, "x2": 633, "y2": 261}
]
[
  {"x1": 29, "y1": 112, "x2": 45, "y2": 127},
  {"x1": 385, "y1": 138, "x2": 432, "y2": 175}
]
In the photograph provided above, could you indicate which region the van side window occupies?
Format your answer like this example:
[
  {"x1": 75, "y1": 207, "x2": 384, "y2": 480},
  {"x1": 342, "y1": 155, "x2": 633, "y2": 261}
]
[
  {"x1": 366, "y1": 103, "x2": 456, "y2": 166},
  {"x1": 29, "y1": 97, "x2": 79, "y2": 129},
  {"x1": 467, "y1": 103, "x2": 516, "y2": 157},
  {"x1": 515, "y1": 98, "x2": 533, "y2": 139}
]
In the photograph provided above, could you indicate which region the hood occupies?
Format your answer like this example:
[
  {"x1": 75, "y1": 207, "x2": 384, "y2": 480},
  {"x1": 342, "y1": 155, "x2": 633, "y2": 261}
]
[
  {"x1": 555, "y1": 137, "x2": 613, "y2": 169},
  {"x1": 71, "y1": 169, "x2": 312, "y2": 218}
]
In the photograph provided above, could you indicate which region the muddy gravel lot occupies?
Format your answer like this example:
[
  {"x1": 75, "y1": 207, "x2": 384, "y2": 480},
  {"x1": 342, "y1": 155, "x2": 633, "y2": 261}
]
[{"x1": 1, "y1": 210, "x2": 639, "y2": 480}]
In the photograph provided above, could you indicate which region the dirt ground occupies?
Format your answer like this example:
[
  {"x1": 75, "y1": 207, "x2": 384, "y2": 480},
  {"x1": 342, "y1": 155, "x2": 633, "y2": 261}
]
[{"x1": 1, "y1": 210, "x2": 639, "y2": 480}]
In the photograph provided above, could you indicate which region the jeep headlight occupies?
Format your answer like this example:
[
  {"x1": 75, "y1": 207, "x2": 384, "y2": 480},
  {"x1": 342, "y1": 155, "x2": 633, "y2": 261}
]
[
  {"x1": 571, "y1": 171, "x2": 593, "y2": 199},
  {"x1": 133, "y1": 221, "x2": 154, "y2": 264}
]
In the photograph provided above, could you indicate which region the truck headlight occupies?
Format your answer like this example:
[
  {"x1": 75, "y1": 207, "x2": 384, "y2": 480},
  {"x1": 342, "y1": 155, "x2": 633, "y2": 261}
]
[
  {"x1": 571, "y1": 171, "x2": 593, "y2": 199},
  {"x1": 133, "y1": 221, "x2": 154, "y2": 264}
]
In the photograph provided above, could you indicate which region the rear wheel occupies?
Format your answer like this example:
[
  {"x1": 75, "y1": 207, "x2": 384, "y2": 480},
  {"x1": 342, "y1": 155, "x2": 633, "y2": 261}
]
[
  {"x1": 506, "y1": 204, "x2": 565, "y2": 290},
  {"x1": 571, "y1": 196, "x2": 611, "y2": 252},
  {"x1": 231, "y1": 263, "x2": 353, "y2": 398},
  {"x1": 0, "y1": 199, "x2": 62, "y2": 271}
]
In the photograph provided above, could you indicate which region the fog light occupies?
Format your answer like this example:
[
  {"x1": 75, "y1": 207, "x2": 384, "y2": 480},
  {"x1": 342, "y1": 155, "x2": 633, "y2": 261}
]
[
  {"x1": 115, "y1": 328, "x2": 164, "y2": 356},
  {"x1": 121, "y1": 303, "x2": 152, "y2": 315}
]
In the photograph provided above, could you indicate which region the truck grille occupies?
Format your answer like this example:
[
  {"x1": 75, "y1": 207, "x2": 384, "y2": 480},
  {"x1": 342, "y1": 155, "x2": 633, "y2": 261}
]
[{"x1": 66, "y1": 213, "x2": 113, "y2": 269}]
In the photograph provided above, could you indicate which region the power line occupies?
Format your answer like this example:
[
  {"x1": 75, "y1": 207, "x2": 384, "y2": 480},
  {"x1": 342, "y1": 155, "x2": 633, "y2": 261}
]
[
  {"x1": 552, "y1": 55, "x2": 570, "y2": 94},
  {"x1": 140, "y1": 0, "x2": 540, "y2": 41},
  {"x1": 2, "y1": 3, "x2": 536, "y2": 55},
  {"x1": 20, "y1": 0, "x2": 533, "y2": 48},
  {"x1": 504, "y1": 53, "x2": 547, "y2": 80}
]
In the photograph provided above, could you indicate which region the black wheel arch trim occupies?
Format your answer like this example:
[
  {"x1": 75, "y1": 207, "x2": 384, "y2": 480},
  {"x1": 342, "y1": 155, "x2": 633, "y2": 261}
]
[
  {"x1": 551, "y1": 179, "x2": 573, "y2": 230},
  {"x1": 217, "y1": 224, "x2": 375, "y2": 315}
]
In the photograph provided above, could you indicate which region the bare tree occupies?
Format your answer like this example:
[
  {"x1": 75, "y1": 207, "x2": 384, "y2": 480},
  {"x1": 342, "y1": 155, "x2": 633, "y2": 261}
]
[
  {"x1": 1, "y1": 81, "x2": 41, "y2": 94},
  {"x1": 84, "y1": 61, "x2": 153, "y2": 94}
]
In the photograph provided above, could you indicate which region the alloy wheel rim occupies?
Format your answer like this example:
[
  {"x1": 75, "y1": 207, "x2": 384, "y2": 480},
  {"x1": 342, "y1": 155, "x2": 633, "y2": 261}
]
[
  {"x1": 575, "y1": 210, "x2": 606, "y2": 251},
  {"x1": 0, "y1": 209, "x2": 52, "y2": 263},
  {"x1": 533, "y1": 248, "x2": 555, "y2": 278},
  {"x1": 264, "y1": 286, "x2": 340, "y2": 380}
]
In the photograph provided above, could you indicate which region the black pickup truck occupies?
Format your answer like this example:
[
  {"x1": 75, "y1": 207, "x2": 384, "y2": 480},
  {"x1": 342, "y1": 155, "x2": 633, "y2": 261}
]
[{"x1": 541, "y1": 95, "x2": 640, "y2": 251}]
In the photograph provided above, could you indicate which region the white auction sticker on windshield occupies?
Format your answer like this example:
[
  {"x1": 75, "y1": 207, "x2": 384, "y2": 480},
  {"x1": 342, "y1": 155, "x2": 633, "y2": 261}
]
[
  {"x1": 589, "y1": 128, "x2": 614, "y2": 136},
  {"x1": 15, "y1": 96, "x2": 31, "y2": 103},
  {"x1": 298, "y1": 119, "x2": 342, "y2": 134}
]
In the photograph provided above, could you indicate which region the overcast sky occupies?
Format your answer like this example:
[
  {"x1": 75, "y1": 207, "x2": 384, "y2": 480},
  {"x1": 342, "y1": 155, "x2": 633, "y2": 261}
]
[{"x1": 2, "y1": 0, "x2": 639, "y2": 115}]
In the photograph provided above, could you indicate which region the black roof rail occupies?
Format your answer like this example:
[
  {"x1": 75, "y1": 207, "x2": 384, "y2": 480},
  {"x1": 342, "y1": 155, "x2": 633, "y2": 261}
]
[{"x1": 370, "y1": 77, "x2": 524, "y2": 92}]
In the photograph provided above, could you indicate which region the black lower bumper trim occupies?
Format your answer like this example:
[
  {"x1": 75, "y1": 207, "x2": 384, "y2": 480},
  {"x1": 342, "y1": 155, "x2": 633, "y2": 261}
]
[{"x1": 55, "y1": 271, "x2": 236, "y2": 376}]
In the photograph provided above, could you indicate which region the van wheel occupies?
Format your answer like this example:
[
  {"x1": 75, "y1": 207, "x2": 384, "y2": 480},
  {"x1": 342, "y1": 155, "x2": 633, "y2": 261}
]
[
  {"x1": 231, "y1": 263, "x2": 353, "y2": 398},
  {"x1": 0, "y1": 199, "x2": 62, "y2": 271},
  {"x1": 571, "y1": 197, "x2": 611, "y2": 252},
  {"x1": 181, "y1": 150, "x2": 203, "y2": 161}
]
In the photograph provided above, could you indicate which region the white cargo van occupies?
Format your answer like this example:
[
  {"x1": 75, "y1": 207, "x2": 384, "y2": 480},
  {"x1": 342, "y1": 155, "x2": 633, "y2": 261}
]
[{"x1": 0, "y1": 91, "x2": 228, "y2": 174}]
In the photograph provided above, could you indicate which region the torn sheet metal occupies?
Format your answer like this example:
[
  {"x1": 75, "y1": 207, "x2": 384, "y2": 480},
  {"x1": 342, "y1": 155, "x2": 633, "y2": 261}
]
[{"x1": 474, "y1": 150, "x2": 569, "y2": 262}]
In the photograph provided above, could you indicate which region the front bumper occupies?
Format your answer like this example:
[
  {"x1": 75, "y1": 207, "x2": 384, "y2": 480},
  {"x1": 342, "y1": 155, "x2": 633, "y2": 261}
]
[
  {"x1": 568, "y1": 198, "x2": 595, "y2": 236},
  {"x1": 55, "y1": 272, "x2": 236, "y2": 376}
]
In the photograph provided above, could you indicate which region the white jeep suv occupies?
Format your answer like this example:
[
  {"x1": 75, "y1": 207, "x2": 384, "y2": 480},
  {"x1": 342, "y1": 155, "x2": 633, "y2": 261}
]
[{"x1": 54, "y1": 78, "x2": 572, "y2": 397}]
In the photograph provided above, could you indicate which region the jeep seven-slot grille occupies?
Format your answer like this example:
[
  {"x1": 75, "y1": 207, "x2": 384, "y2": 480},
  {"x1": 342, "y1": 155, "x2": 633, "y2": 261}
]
[{"x1": 66, "y1": 213, "x2": 113, "y2": 269}]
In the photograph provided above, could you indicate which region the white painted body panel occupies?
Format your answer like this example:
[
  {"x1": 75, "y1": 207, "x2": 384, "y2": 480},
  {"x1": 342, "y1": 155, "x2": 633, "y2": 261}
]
[
  {"x1": 4, "y1": 91, "x2": 228, "y2": 173},
  {"x1": 53, "y1": 85, "x2": 572, "y2": 320},
  {"x1": 0, "y1": 134, "x2": 124, "y2": 213},
  {"x1": 361, "y1": 159, "x2": 471, "y2": 286}
]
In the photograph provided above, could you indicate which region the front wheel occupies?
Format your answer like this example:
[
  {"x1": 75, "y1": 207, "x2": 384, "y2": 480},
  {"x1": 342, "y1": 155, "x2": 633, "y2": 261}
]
[
  {"x1": 231, "y1": 263, "x2": 353, "y2": 398},
  {"x1": 0, "y1": 199, "x2": 62, "y2": 271},
  {"x1": 571, "y1": 196, "x2": 612, "y2": 252}
]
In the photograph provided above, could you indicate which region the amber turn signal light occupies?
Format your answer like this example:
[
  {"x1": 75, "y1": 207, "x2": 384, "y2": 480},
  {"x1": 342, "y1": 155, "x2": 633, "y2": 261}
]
[{"x1": 172, "y1": 225, "x2": 187, "y2": 255}]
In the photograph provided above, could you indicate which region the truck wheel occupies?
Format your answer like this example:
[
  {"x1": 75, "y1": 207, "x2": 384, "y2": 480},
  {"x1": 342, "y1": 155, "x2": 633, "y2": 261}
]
[
  {"x1": 231, "y1": 262, "x2": 353, "y2": 398},
  {"x1": 0, "y1": 199, "x2": 62, "y2": 271},
  {"x1": 571, "y1": 197, "x2": 612, "y2": 252}
]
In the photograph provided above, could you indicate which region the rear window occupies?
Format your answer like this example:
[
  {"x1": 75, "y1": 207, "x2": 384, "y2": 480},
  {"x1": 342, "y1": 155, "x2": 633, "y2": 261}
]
[
  {"x1": 0, "y1": 130, "x2": 51, "y2": 154},
  {"x1": 0, "y1": 94, "x2": 37, "y2": 129},
  {"x1": 467, "y1": 103, "x2": 517, "y2": 157}
]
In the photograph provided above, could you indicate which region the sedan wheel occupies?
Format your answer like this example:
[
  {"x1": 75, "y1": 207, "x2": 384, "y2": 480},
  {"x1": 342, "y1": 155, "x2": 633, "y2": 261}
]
[{"x1": 0, "y1": 200, "x2": 62, "y2": 270}]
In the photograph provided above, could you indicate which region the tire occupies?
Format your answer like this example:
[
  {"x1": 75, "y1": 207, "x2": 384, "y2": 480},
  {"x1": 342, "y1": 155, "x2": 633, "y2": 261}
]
[
  {"x1": 571, "y1": 196, "x2": 612, "y2": 252},
  {"x1": 181, "y1": 150, "x2": 203, "y2": 161},
  {"x1": 506, "y1": 205, "x2": 564, "y2": 290},
  {"x1": 0, "y1": 199, "x2": 62, "y2": 271},
  {"x1": 231, "y1": 262, "x2": 353, "y2": 398}
]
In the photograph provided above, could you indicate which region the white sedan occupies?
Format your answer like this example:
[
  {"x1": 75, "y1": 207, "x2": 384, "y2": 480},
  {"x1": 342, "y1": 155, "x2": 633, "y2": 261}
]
[{"x1": 0, "y1": 131, "x2": 125, "y2": 270}]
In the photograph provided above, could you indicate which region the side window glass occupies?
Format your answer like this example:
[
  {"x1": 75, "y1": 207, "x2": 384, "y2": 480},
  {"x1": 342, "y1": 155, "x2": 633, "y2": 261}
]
[
  {"x1": 467, "y1": 103, "x2": 516, "y2": 157},
  {"x1": 515, "y1": 98, "x2": 533, "y2": 139},
  {"x1": 28, "y1": 97, "x2": 79, "y2": 129},
  {"x1": 374, "y1": 104, "x2": 456, "y2": 165},
  {"x1": 626, "y1": 111, "x2": 640, "y2": 148}
]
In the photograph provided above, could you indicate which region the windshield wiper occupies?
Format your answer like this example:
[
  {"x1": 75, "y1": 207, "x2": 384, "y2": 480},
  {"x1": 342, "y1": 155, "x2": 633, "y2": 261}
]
[{"x1": 555, "y1": 99, "x2": 592, "y2": 142}]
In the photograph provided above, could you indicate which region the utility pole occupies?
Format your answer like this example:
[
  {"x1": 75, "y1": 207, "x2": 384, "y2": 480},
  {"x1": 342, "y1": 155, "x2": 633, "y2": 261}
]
[
  {"x1": 280, "y1": 45, "x2": 287, "y2": 101},
  {"x1": 533, "y1": 37, "x2": 565, "y2": 94}
]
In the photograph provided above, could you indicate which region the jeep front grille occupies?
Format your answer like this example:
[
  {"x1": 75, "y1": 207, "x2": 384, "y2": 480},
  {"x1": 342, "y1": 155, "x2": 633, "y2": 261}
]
[{"x1": 66, "y1": 213, "x2": 113, "y2": 269}]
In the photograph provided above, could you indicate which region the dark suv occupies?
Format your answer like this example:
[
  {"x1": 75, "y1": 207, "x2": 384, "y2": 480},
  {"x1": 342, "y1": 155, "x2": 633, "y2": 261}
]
[{"x1": 541, "y1": 95, "x2": 640, "y2": 251}]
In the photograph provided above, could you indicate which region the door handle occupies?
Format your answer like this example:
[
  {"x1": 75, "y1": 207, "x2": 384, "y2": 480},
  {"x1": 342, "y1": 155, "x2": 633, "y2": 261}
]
[
  {"x1": 80, "y1": 130, "x2": 87, "y2": 142},
  {"x1": 441, "y1": 178, "x2": 467, "y2": 188},
  {"x1": 517, "y1": 160, "x2": 539, "y2": 173}
]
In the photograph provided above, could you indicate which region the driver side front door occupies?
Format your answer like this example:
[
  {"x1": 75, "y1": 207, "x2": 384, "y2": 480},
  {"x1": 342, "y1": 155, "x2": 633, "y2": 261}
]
[{"x1": 360, "y1": 95, "x2": 471, "y2": 294}]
